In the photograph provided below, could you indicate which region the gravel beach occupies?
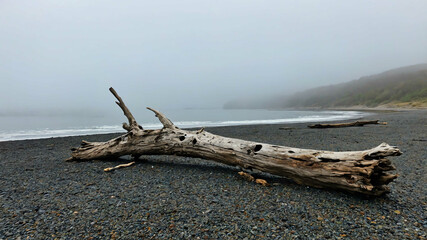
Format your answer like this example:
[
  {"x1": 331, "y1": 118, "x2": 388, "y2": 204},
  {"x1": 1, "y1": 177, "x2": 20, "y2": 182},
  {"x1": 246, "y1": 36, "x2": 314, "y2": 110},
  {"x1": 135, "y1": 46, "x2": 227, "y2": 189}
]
[{"x1": 1, "y1": 110, "x2": 426, "y2": 239}]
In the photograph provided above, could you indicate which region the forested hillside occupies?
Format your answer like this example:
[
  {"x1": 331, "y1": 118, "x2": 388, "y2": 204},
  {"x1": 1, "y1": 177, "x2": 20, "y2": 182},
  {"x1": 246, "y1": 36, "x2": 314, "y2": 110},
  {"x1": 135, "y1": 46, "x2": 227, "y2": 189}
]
[
  {"x1": 224, "y1": 64, "x2": 427, "y2": 109},
  {"x1": 285, "y1": 64, "x2": 427, "y2": 108}
]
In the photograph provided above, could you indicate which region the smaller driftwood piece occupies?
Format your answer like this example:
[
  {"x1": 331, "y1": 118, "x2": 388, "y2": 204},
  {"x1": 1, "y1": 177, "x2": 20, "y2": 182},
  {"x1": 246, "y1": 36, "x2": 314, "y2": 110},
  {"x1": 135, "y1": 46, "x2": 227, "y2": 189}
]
[
  {"x1": 67, "y1": 88, "x2": 402, "y2": 196},
  {"x1": 308, "y1": 120, "x2": 387, "y2": 128}
]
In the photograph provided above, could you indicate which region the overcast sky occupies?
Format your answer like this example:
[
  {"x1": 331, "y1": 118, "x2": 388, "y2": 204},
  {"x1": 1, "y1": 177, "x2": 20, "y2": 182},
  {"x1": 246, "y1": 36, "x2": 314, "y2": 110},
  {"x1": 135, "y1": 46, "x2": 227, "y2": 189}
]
[{"x1": 1, "y1": 0, "x2": 426, "y2": 115}]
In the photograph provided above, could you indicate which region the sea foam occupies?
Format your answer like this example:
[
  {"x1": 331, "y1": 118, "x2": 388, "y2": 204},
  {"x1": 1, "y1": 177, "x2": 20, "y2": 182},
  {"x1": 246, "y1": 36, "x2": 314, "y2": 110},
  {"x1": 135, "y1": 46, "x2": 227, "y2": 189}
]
[{"x1": 0, "y1": 111, "x2": 368, "y2": 141}]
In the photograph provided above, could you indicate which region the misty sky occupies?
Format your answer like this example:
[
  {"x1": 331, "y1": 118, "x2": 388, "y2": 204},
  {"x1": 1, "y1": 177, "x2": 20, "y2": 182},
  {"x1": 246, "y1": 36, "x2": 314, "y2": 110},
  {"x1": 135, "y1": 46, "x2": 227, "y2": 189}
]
[{"x1": 1, "y1": 0, "x2": 426, "y2": 115}]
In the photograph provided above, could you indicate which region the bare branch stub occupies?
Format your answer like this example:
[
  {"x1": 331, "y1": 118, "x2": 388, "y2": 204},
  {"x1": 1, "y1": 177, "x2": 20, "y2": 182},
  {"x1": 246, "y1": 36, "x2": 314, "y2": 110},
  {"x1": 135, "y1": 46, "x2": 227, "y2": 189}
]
[
  {"x1": 109, "y1": 87, "x2": 140, "y2": 130},
  {"x1": 147, "y1": 107, "x2": 177, "y2": 129},
  {"x1": 122, "y1": 123, "x2": 132, "y2": 131}
]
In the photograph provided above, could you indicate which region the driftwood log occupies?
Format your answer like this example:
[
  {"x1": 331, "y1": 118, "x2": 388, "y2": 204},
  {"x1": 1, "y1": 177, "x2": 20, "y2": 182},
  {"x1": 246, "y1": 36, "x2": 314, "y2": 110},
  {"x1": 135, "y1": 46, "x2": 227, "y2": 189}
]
[
  {"x1": 67, "y1": 88, "x2": 402, "y2": 196},
  {"x1": 308, "y1": 120, "x2": 387, "y2": 128}
]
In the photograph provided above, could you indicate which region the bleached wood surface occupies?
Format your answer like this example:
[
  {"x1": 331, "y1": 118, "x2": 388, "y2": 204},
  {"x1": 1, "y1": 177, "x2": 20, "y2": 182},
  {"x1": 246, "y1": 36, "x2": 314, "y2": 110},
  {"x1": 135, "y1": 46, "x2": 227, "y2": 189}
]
[{"x1": 67, "y1": 88, "x2": 402, "y2": 196}]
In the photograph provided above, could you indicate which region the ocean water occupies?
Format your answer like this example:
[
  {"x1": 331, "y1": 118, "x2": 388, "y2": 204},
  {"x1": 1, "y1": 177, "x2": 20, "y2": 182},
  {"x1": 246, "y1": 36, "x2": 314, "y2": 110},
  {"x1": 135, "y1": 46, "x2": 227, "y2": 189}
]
[{"x1": 0, "y1": 109, "x2": 369, "y2": 142}]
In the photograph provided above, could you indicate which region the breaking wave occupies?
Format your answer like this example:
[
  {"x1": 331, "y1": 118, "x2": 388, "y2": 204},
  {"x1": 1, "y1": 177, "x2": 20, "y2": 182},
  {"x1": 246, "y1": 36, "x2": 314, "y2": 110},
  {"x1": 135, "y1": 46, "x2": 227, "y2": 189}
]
[{"x1": 0, "y1": 111, "x2": 369, "y2": 141}]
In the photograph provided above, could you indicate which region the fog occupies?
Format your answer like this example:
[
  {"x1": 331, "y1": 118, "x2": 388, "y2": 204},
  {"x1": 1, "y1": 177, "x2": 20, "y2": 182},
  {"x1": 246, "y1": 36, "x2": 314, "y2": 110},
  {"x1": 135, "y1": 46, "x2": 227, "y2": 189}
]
[{"x1": 1, "y1": 0, "x2": 426, "y2": 116}]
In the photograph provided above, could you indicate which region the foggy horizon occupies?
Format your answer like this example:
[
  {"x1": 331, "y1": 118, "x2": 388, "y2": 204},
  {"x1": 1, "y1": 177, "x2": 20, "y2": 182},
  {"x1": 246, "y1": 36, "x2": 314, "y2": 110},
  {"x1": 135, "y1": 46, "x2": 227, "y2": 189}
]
[{"x1": 1, "y1": 0, "x2": 427, "y2": 116}]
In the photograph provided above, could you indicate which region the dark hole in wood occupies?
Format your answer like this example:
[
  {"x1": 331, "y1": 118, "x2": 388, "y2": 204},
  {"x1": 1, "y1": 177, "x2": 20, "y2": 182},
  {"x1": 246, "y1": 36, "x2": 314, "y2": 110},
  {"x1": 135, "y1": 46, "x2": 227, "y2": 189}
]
[
  {"x1": 254, "y1": 144, "x2": 262, "y2": 152},
  {"x1": 288, "y1": 150, "x2": 295, "y2": 153},
  {"x1": 179, "y1": 136, "x2": 185, "y2": 141},
  {"x1": 247, "y1": 149, "x2": 251, "y2": 155},
  {"x1": 318, "y1": 157, "x2": 340, "y2": 162},
  {"x1": 192, "y1": 139, "x2": 197, "y2": 144}
]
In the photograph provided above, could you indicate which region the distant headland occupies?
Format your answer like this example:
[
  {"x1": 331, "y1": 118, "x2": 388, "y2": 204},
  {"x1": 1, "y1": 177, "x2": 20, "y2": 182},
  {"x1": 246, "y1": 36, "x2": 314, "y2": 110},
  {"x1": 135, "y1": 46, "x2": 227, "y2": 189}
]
[{"x1": 224, "y1": 63, "x2": 427, "y2": 110}]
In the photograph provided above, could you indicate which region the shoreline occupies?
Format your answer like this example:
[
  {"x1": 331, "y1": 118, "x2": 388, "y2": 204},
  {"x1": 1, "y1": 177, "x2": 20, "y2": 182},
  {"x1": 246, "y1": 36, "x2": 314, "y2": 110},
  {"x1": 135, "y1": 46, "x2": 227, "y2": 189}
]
[
  {"x1": 0, "y1": 109, "x2": 375, "y2": 143},
  {"x1": 267, "y1": 106, "x2": 419, "y2": 113}
]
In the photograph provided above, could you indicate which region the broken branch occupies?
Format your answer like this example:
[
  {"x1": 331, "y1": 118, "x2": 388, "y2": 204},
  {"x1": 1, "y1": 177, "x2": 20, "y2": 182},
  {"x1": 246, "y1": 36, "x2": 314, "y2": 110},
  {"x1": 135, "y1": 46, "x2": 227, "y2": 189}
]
[
  {"x1": 147, "y1": 107, "x2": 177, "y2": 129},
  {"x1": 109, "y1": 87, "x2": 139, "y2": 131},
  {"x1": 104, "y1": 162, "x2": 135, "y2": 172}
]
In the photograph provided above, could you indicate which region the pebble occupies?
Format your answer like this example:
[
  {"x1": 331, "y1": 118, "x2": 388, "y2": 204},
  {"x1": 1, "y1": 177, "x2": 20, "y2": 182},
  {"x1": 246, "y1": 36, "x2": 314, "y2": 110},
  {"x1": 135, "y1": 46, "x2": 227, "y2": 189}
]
[{"x1": 0, "y1": 110, "x2": 426, "y2": 239}]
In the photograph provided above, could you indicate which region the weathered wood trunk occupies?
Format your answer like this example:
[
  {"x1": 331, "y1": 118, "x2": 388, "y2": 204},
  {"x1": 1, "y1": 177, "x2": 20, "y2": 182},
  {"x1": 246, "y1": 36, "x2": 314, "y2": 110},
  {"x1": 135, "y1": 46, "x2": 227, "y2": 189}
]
[
  {"x1": 67, "y1": 88, "x2": 402, "y2": 196},
  {"x1": 308, "y1": 120, "x2": 386, "y2": 128}
]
